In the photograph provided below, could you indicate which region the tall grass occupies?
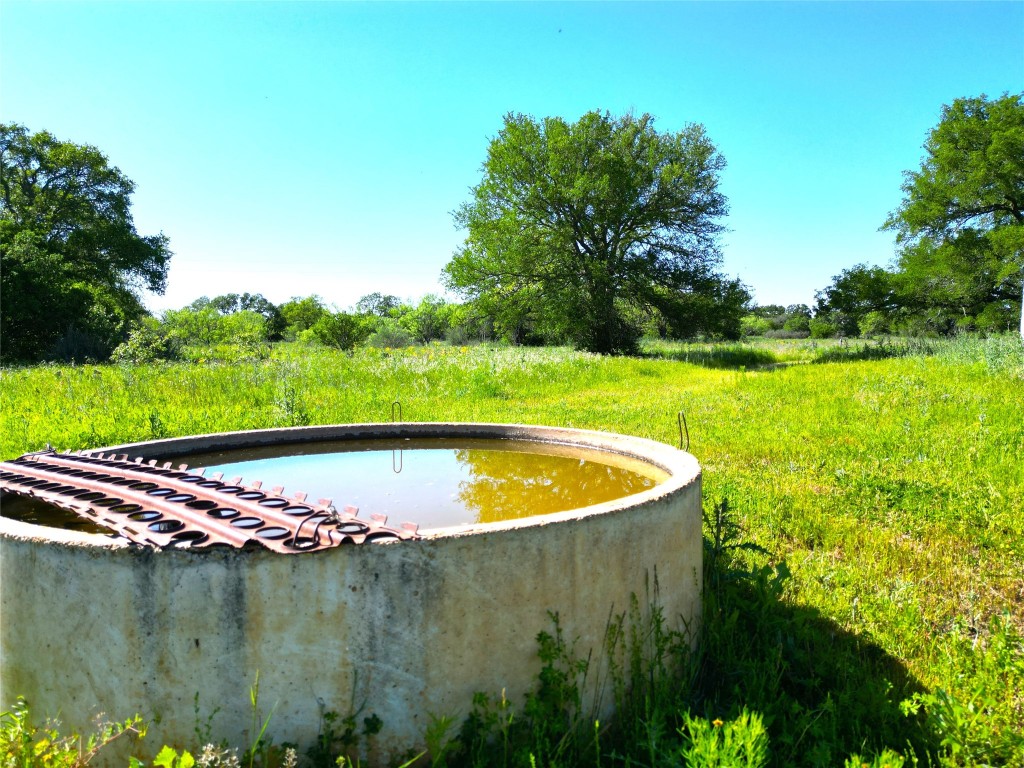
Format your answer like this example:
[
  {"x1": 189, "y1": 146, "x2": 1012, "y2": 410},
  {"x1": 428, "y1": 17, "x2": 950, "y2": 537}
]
[{"x1": 1, "y1": 335, "x2": 1022, "y2": 765}]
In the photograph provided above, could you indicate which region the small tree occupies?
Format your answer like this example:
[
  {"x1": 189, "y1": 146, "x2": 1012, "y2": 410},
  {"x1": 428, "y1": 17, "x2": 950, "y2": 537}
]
[
  {"x1": 356, "y1": 292, "x2": 402, "y2": 318},
  {"x1": 279, "y1": 295, "x2": 329, "y2": 340},
  {"x1": 203, "y1": 292, "x2": 285, "y2": 340},
  {"x1": 307, "y1": 311, "x2": 373, "y2": 350},
  {"x1": 858, "y1": 311, "x2": 890, "y2": 338},
  {"x1": 740, "y1": 315, "x2": 773, "y2": 337},
  {"x1": 815, "y1": 264, "x2": 897, "y2": 336}
]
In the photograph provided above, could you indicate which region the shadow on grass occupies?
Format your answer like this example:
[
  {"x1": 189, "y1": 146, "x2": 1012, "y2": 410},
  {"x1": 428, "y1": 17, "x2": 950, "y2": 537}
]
[
  {"x1": 811, "y1": 338, "x2": 939, "y2": 365},
  {"x1": 693, "y1": 563, "x2": 936, "y2": 766},
  {"x1": 662, "y1": 499, "x2": 938, "y2": 766},
  {"x1": 642, "y1": 344, "x2": 783, "y2": 370}
]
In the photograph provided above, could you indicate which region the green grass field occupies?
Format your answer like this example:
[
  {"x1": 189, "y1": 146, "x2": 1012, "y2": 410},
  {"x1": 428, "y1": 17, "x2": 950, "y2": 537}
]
[{"x1": 1, "y1": 336, "x2": 1022, "y2": 766}]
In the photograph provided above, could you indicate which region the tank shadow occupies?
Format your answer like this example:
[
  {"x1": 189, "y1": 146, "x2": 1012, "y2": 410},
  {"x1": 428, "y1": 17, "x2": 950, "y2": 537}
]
[{"x1": 692, "y1": 563, "x2": 937, "y2": 765}]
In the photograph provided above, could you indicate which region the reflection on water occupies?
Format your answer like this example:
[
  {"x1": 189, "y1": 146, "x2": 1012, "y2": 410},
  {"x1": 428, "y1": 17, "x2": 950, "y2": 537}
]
[
  {"x1": 0, "y1": 493, "x2": 112, "y2": 534},
  {"x1": 1, "y1": 439, "x2": 667, "y2": 533},
  {"x1": 185, "y1": 438, "x2": 666, "y2": 531},
  {"x1": 454, "y1": 448, "x2": 658, "y2": 523}
]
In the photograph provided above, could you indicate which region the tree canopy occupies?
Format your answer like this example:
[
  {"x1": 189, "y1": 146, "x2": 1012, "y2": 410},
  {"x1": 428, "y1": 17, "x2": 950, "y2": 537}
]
[
  {"x1": 814, "y1": 265, "x2": 899, "y2": 336},
  {"x1": 190, "y1": 293, "x2": 286, "y2": 340},
  {"x1": 1, "y1": 124, "x2": 172, "y2": 362},
  {"x1": 882, "y1": 93, "x2": 1024, "y2": 335},
  {"x1": 443, "y1": 110, "x2": 735, "y2": 353}
]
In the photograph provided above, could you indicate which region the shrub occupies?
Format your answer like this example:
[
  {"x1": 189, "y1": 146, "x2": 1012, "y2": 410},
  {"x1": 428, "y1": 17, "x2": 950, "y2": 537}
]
[
  {"x1": 365, "y1": 320, "x2": 415, "y2": 348},
  {"x1": 764, "y1": 328, "x2": 810, "y2": 339},
  {"x1": 783, "y1": 314, "x2": 810, "y2": 334},
  {"x1": 308, "y1": 312, "x2": 373, "y2": 350},
  {"x1": 858, "y1": 310, "x2": 890, "y2": 338},
  {"x1": 111, "y1": 321, "x2": 177, "y2": 364},
  {"x1": 808, "y1": 316, "x2": 838, "y2": 338},
  {"x1": 740, "y1": 315, "x2": 773, "y2": 337}
]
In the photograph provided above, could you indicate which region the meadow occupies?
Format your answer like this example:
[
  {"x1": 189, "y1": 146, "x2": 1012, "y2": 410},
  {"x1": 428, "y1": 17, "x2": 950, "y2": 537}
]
[{"x1": 1, "y1": 336, "x2": 1022, "y2": 767}]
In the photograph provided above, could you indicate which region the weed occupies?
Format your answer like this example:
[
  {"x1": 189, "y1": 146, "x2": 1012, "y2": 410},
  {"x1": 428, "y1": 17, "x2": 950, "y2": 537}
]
[
  {"x1": 0, "y1": 697, "x2": 146, "y2": 767},
  {"x1": 602, "y1": 575, "x2": 694, "y2": 764},
  {"x1": 274, "y1": 380, "x2": 310, "y2": 427},
  {"x1": 242, "y1": 672, "x2": 278, "y2": 768},
  {"x1": 678, "y1": 709, "x2": 769, "y2": 768},
  {"x1": 305, "y1": 702, "x2": 382, "y2": 768}
]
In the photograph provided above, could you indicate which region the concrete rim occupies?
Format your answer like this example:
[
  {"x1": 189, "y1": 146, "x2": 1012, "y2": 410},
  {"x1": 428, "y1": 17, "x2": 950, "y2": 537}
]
[{"x1": 1, "y1": 422, "x2": 700, "y2": 543}]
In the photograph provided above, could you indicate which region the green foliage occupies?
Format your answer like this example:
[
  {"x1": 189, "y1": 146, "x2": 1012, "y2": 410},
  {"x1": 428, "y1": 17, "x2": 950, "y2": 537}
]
[
  {"x1": 678, "y1": 710, "x2": 769, "y2": 768},
  {"x1": 2, "y1": 338, "x2": 1022, "y2": 765},
  {"x1": 814, "y1": 265, "x2": 898, "y2": 337},
  {"x1": 152, "y1": 745, "x2": 196, "y2": 768},
  {"x1": 192, "y1": 294, "x2": 287, "y2": 341},
  {"x1": 364, "y1": 320, "x2": 415, "y2": 349},
  {"x1": 305, "y1": 312, "x2": 374, "y2": 351},
  {"x1": 807, "y1": 315, "x2": 838, "y2": 339},
  {"x1": 442, "y1": 613, "x2": 594, "y2": 768},
  {"x1": 739, "y1": 315, "x2": 772, "y2": 338},
  {"x1": 157, "y1": 307, "x2": 269, "y2": 362},
  {"x1": 902, "y1": 681, "x2": 1024, "y2": 767},
  {"x1": 858, "y1": 310, "x2": 890, "y2": 338},
  {"x1": 782, "y1": 314, "x2": 810, "y2": 334},
  {"x1": 304, "y1": 708, "x2": 382, "y2": 768},
  {"x1": 402, "y1": 295, "x2": 457, "y2": 344},
  {"x1": 842, "y1": 749, "x2": 907, "y2": 768},
  {"x1": 0, "y1": 124, "x2": 171, "y2": 363},
  {"x1": 355, "y1": 293, "x2": 401, "y2": 318},
  {"x1": 278, "y1": 296, "x2": 329, "y2": 340},
  {"x1": 602, "y1": 582, "x2": 694, "y2": 764},
  {"x1": 442, "y1": 302, "x2": 494, "y2": 346},
  {"x1": 111, "y1": 320, "x2": 177, "y2": 364},
  {"x1": 0, "y1": 697, "x2": 145, "y2": 767},
  {"x1": 444, "y1": 110, "x2": 733, "y2": 354},
  {"x1": 883, "y1": 93, "x2": 1024, "y2": 334},
  {"x1": 644, "y1": 339, "x2": 782, "y2": 369}
]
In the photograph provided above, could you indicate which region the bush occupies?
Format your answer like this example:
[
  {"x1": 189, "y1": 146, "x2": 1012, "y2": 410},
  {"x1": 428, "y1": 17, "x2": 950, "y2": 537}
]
[
  {"x1": 783, "y1": 314, "x2": 810, "y2": 334},
  {"x1": 279, "y1": 296, "x2": 330, "y2": 340},
  {"x1": 0, "y1": 697, "x2": 145, "y2": 766},
  {"x1": 111, "y1": 322, "x2": 177, "y2": 364},
  {"x1": 764, "y1": 328, "x2": 810, "y2": 339},
  {"x1": 808, "y1": 316, "x2": 838, "y2": 338},
  {"x1": 858, "y1": 311, "x2": 890, "y2": 338},
  {"x1": 365, "y1": 320, "x2": 415, "y2": 348},
  {"x1": 740, "y1": 316, "x2": 773, "y2": 337},
  {"x1": 308, "y1": 312, "x2": 373, "y2": 350}
]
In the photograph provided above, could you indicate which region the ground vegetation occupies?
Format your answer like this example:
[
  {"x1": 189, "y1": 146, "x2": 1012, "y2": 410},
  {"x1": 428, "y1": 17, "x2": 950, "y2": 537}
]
[{"x1": 2, "y1": 336, "x2": 1021, "y2": 766}]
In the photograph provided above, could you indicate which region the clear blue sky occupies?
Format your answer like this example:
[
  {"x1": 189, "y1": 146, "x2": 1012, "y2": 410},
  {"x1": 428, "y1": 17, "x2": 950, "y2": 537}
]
[{"x1": 2, "y1": 1, "x2": 1022, "y2": 313}]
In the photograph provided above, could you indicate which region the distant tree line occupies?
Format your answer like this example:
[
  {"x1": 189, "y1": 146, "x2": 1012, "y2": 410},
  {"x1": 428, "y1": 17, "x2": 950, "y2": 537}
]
[{"x1": 3, "y1": 94, "x2": 1020, "y2": 364}]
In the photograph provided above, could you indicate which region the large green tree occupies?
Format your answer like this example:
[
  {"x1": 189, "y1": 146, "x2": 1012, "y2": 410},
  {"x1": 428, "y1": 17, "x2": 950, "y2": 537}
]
[
  {"x1": 443, "y1": 110, "x2": 730, "y2": 353},
  {"x1": 883, "y1": 93, "x2": 1024, "y2": 335},
  {"x1": 1, "y1": 124, "x2": 172, "y2": 362}
]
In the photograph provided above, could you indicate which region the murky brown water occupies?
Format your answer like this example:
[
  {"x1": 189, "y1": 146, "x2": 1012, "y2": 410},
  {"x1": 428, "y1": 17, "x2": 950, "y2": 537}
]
[
  {"x1": 0, "y1": 494, "x2": 112, "y2": 534},
  {"x1": 0, "y1": 438, "x2": 667, "y2": 532}
]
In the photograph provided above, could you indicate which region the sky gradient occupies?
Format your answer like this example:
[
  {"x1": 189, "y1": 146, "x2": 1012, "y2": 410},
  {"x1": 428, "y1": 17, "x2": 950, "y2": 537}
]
[{"x1": 2, "y1": 1, "x2": 1022, "y2": 313}]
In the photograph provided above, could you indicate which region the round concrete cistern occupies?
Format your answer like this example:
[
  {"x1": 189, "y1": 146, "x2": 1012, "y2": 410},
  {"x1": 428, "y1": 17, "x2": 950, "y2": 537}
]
[{"x1": 0, "y1": 422, "x2": 702, "y2": 762}]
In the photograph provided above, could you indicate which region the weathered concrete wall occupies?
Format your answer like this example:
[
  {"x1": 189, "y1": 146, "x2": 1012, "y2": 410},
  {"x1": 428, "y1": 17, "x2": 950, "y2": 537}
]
[{"x1": 0, "y1": 424, "x2": 701, "y2": 763}]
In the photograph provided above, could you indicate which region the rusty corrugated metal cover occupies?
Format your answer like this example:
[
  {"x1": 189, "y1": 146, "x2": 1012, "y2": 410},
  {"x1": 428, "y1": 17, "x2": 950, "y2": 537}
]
[{"x1": 0, "y1": 449, "x2": 419, "y2": 552}]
